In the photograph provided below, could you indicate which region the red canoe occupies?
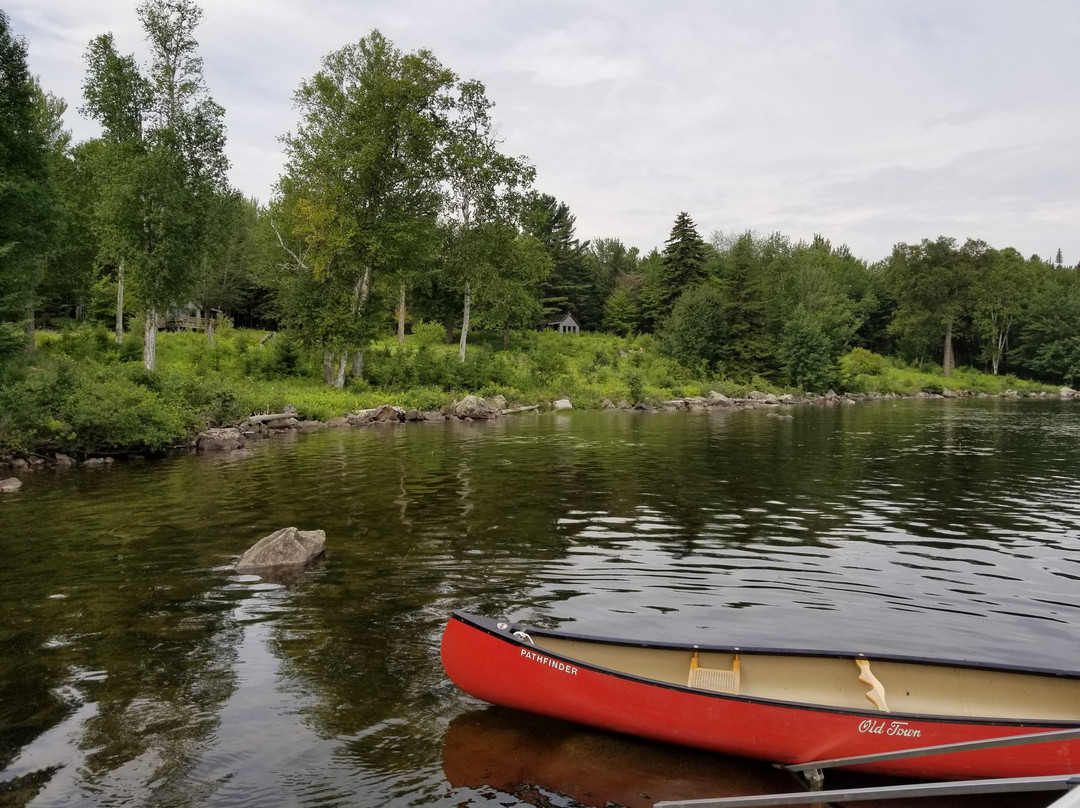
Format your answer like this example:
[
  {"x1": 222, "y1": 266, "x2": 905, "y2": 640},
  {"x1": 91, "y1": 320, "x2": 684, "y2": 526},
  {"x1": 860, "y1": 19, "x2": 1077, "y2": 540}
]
[{"x1": 440, "y1": 611, "x2": 1080, "y2": 781}]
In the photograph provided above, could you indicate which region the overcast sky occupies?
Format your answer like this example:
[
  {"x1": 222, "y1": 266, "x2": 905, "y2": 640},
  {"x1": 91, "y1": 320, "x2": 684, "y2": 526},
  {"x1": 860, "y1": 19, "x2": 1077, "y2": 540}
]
[{"x1": 8, "y1": 0, "x2": 1079, "y2": 265}]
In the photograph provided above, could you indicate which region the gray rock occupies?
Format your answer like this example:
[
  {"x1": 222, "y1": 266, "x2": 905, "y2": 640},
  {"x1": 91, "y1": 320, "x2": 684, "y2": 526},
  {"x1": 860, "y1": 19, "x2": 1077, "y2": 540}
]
[
  {"x1": 197, "y1": 428, "x2": 245, "y2": 452},
  {"x1": 599, "y1": 398, "x2": 616, "y2": 409},
  {"x1": 553, "y1": 399, "x2": 573, "y2": 411},
  {"x1": 450, "y1": 396, "x2": 500, "y2": 419},
  {"x1": 372, "y1": 404, "x2": 404, "y2": 423},
  {"x1": 489, "y1": 395, "x2": 508, "y2": 411},
  {"x1": 54, "y1": 453, "x2": 77, "y2": 467},
  {"x1": 0, "y1": 477, "x2": 22, "y2": 493},
  {"x1": 1061, "y1": 387, "x2": 1076, "y2": 399},
  {"x1": 325, "y1": 417, "x2": 351, "y2": 428},
  {"x1": 82, "y1": 458, "x2": 107, "y2": 467},
  {"x1": 423, "y1": 411, "x2": 448, "y2": 422},
  {"x1": 403, "y1": 409, "x2": 422, "y2": 422},
  {"x1": 267, "y1": 417, "x2": 299, "y2": 430},
  {"x1": 707, "y1": 391, "x2": 733, "y2": 406},
  {"x1": 236, "y1": 527, "x2": 326, "y2": 573}
]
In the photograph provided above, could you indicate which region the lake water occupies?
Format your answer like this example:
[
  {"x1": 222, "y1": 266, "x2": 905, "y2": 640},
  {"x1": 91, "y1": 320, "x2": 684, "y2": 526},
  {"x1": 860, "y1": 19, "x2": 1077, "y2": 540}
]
[{"x1": 2, "y1": 399, "x2": 1079, "y2": 807}]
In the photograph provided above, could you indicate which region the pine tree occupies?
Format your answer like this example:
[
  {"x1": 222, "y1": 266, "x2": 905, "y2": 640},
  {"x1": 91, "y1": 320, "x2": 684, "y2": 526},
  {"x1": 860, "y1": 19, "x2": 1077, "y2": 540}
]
[{"x1": 656, "y1": 212, "x2": 708, "y2": 319}]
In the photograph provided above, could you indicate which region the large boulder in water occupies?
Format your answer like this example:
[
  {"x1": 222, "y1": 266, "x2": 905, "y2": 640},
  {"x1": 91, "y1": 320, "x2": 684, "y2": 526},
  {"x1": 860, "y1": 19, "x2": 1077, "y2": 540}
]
[{"x1": 236, "y1": 527, "x2": 326, "y2": 573}]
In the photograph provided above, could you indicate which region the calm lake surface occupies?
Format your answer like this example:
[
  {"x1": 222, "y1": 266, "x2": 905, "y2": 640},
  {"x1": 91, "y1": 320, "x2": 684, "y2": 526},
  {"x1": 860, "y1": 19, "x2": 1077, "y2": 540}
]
[{"x1": 2, "y1": 399, "x2": 1080, "y2": 807}]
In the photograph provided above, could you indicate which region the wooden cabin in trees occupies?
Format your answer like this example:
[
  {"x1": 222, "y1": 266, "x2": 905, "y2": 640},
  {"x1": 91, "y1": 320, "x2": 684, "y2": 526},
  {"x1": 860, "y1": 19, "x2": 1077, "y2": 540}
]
[{"x1": 545, "y1": 312, "x2": 580, "y2": 334}]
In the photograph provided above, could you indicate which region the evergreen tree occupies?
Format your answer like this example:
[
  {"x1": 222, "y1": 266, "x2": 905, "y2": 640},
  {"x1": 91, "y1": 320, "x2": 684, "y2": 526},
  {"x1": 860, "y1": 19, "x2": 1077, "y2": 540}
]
[
  {"x1": 717, "y1": 231, "x2": 772, "y2": 378},
  {"x1": 522, "y1": 193, "x2": 590, "y2": 323},
  {"x1": 655, "y1": 212, "x2": 708, "y2": 319}
]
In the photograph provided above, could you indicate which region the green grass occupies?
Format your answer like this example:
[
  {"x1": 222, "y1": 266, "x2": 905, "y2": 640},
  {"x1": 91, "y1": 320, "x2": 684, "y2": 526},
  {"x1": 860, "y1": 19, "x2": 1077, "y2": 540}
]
[{"x1": 0, "y1": 326, "x2": 1062, "y2": 457}]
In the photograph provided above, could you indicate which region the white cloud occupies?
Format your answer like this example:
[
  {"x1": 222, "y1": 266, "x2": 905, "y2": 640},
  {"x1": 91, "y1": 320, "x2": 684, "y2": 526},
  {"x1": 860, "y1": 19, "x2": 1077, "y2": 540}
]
[{"x1": 7, "y1": 0, "x2": 1080, "y2": 265}]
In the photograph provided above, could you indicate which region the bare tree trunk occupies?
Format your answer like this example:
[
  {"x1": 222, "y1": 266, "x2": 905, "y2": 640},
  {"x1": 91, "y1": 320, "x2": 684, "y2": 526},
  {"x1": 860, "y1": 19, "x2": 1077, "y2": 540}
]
[
  {"x1": 397, "y1": 285, "x2": 406, "y2": 344},
  {"x1": 115, "y1": 261, "x2": 124, "y2": 344},
  {"x1": 503, "y1": 326, "x2": 510, "y2": 351},
  {"x1": 207, "y1": 313, "x2": 215, "y2": 346},
  {"x1": 458, "y1": 280, "x2": 471, "y2": 363},
  {"x1": 352, "y1": 351, "x2": 363, "y2": 379},
  {"x1": 942, "y1": 317, "x2": 954, "y2": 377},
  {"x1": 143, "y1": 307, "x2": 157, "y2": 371}
]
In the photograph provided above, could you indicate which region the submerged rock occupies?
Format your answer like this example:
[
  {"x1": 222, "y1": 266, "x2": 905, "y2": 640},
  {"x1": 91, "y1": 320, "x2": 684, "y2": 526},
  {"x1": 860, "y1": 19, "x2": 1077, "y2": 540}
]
[
  {"x1": 0, "y1": 477, "x2": 22, "y2": 493},
  {"x1": 236, "y1": 527, "x2": 326, "y2": 573}
]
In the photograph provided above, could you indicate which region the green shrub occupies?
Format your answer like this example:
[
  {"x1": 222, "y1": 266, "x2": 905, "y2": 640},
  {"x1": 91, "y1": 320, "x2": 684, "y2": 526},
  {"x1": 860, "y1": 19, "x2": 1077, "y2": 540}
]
[{"x1": 841, "y1": 347, "x2": 887, "y2": 377}]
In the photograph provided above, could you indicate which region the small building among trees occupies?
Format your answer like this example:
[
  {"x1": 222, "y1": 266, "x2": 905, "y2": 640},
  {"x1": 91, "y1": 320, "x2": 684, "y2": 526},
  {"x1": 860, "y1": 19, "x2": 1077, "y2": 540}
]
[{"x1": 544, "y1": 312, "x2": 580, "y2": 334}]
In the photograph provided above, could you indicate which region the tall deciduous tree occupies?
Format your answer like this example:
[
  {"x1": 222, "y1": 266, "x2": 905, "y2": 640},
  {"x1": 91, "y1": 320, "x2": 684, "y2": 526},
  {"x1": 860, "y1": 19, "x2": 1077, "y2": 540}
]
[
  {"x1": 886, "y1": 236, "x2": 973, "y2": 376},
  {"x1": 441, "y1": 78, "x2": 535, "y2": 361},
  {"x1": 274, "y1": 30, "x2": 453, "y2": 386},
  {"x1": 0, "y1": 12, "x2": 57, "y2": 361},
  {"x1": 82, "y1": 0, "x2": 228, "y2": 369}
]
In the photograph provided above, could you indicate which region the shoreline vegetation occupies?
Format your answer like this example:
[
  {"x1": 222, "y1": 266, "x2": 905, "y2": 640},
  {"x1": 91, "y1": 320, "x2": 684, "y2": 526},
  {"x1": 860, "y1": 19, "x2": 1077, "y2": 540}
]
[
  {"x1": 5, "y1": 10, "x2": 1080, "y2": 485},
  {"x1": 0, "y1": 327, "x2": 1073, "y2": 477}
]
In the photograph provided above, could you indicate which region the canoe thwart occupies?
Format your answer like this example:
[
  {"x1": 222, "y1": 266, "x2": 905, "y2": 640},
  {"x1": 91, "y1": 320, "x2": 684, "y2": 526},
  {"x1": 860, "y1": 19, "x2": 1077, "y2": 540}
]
[
  {"x1": 856, "y1": 658, "x2": 890, "y2": 711},
  {"x1": 689, "y1": 652, "x2": 740, "y2": 694}
]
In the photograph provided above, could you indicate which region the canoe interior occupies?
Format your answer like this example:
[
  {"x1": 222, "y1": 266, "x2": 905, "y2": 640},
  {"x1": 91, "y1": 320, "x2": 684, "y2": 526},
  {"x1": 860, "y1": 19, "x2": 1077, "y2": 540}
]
[{"x1": 531, "y1": 634, "x2": 1080, "y2": 722}]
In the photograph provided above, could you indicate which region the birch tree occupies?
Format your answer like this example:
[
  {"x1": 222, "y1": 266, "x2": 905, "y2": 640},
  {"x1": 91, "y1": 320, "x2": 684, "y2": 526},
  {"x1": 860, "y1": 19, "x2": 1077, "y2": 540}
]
[
  {"x1": 441, "y1": 79, "x2": 535, "y2": 361},
  {"x1": 82, "y1": 0, "x2": 227, "y2": 369},
  {"x1": 274, "y1": 31, "x2": 452, "y2": 386}
]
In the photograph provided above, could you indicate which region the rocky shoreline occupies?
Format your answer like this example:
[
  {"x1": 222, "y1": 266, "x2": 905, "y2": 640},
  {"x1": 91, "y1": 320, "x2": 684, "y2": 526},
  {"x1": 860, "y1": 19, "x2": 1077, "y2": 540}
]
[{"x1": 2, "y1": 386, "x2": 1077, "y2": 484}]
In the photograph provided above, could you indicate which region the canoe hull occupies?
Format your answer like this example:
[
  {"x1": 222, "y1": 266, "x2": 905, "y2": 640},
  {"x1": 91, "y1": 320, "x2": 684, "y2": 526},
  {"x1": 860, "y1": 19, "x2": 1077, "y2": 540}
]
[{"x1": 440, "y1": 612, "x2": 1080, "y2": 780}]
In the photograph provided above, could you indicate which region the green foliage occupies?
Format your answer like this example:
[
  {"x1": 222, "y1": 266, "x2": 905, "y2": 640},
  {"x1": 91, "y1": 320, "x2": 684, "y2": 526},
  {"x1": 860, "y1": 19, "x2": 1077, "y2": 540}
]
[
  {"x1": 779, "y1": 310, "x2": 837, "y2": 393},
  {"x1": 659, "y1": 282, "x2": 728, "y2": 372},
  {"x1": 841, "y1": 347, "x2": 887, "y2": 377}
]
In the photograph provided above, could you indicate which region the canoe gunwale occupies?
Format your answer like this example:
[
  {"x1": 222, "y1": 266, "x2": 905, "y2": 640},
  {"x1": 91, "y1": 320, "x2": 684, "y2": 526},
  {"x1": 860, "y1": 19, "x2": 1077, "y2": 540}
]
[{"x1": 450, "y1": 610, "x2": 1080, "y2": 729}]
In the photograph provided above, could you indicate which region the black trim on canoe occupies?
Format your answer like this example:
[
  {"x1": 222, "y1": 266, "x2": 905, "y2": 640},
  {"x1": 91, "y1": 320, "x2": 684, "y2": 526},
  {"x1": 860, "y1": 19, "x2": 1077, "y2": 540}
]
[{"x1": 448, "y1": 610, "x2": 1080, "y2": 728}]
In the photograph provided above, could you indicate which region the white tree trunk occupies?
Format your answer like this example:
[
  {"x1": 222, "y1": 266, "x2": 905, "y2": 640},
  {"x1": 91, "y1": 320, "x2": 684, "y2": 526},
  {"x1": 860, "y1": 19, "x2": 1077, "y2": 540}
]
[
  {"x1": 206, "y1": 313, "x2": 215, "y2": 346},
  {"x1": 397, "y1": 284, "x2": 406, "y2": 344},
  {"x1": 352, "y1": 351, "x2": 363, "y2": 379},
  {"x1": 115, "y1": 261, "x2": 124, "y2": 344},
  {"x1": 458, "y1": 280, "x2": 471, "y2": 363},
  {"x1": 334, "y1": 353, "x2": 347, "y2": 389},
  {"x1": 143, "y1": 307, "x2": 157, "y2": 371}
]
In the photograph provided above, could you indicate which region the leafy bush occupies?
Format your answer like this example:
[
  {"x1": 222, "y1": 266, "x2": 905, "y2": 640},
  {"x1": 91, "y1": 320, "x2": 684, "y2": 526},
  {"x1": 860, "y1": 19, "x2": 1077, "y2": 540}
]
[{"x1": 841, "y1": 347, "x2": 887, "y2": 377}]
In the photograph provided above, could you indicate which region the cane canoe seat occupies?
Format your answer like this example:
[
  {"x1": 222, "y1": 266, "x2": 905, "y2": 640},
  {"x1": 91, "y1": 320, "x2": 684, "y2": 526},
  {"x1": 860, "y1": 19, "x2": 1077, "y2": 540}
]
[{"x1": 688, "y1": 652, "x2": 741, "y2": 694}]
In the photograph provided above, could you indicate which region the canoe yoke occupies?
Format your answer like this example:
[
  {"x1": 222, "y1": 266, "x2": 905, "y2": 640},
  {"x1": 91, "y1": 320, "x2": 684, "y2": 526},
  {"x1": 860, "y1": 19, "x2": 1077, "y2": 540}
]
[
  {"x1": 856, "y1": 658, "x2": 890, "y2": 712},
  {"x1": 688, "y1": 651, "x2": 741, "y2": 694},
  {"x1": 684, "y1": 651, "x2": 891, "y2": 710}
]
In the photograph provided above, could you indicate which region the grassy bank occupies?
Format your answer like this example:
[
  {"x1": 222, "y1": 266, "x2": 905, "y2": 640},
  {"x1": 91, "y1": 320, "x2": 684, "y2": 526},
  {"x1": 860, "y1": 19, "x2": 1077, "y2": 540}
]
[{"x1": 0, "y1": 324, "x2": 1060, "y2": 459}]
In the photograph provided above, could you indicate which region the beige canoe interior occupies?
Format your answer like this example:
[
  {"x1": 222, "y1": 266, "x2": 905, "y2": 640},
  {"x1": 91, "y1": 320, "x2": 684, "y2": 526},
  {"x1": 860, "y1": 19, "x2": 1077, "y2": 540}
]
[{"x1": 532, "y1": 635, "x2": 1080, "y2": 721}]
